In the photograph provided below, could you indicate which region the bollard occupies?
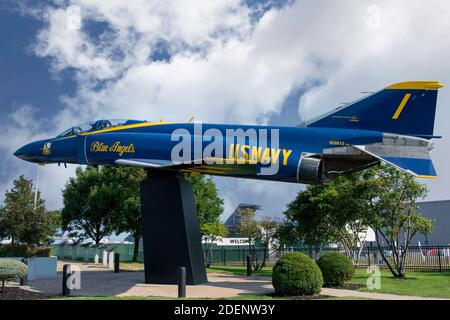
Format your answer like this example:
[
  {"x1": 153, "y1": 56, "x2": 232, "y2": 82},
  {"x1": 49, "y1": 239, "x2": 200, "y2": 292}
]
[
  {"x1": 62, "y1": 264, "x2": 71, "y2": 296},
  {"x1": 114, "y1": 253, "x2": 120, "y2": 273},
  {"x1": 246, "y1": 255, "x2": 252, "y2": 276},
  {"x1": 178, "y1": 267, "x2": 186, "y2": 298}
]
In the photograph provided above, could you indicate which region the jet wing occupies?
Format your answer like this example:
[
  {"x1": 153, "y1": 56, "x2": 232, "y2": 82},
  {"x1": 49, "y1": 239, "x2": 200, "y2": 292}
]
[
  {"x1": 115, "y1": 158, "x2": 259, "y2": 176},
  {"x1": 115, "y1": 158, "x2": 189, "y2": 168}
]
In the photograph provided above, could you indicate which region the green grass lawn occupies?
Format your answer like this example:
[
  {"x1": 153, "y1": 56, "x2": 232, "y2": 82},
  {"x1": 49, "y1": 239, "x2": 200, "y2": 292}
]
[
  {"x1": 119, "y1": 262, "x2": 273, "y2": 276},
  {"x1": 206, "y1": 265, "x2": 273, "y2": 276},
  {"x1": 347, "y1": 269, "x2": 450, "y2": 298}
]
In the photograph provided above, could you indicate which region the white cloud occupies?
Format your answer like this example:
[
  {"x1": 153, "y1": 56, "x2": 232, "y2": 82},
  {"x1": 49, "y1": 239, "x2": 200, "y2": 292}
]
[{"x1": 3, "y1": 0, "x2": 450, "y2": 211}]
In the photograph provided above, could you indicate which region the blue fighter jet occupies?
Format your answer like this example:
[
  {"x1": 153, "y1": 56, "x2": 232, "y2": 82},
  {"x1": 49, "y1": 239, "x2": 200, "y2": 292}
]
[{"x1": 14, "y1": 81, "x2": 442, "y2": 184}]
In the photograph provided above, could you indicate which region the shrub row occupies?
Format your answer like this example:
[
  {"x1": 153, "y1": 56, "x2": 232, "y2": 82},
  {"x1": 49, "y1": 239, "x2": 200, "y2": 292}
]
[
  {"x1": 272, "y1": 252, "x2": 355, "y2": 296},
  {"x1": 0, "y1": 244, "x2": 51, "y2": 258}
]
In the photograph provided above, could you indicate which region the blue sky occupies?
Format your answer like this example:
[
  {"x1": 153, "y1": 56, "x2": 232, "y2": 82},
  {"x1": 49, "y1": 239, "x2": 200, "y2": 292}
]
[
  {"x1": 0, "y1": 9, "x2": 74, "y2": 119},
  {"x1": 1, "y1": 1, "x2": 450, "y2": 220}
]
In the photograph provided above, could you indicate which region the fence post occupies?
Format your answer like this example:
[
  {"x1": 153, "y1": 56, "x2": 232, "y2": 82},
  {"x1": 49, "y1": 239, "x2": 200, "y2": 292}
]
[
  {"x1": 114, "y1": 253, "x2": 120, "y2": 273},
  {"x1": 178, "y1": 267, "x2": 186, "y2": 298},
  {"x1": 437, "y1": 246, "x2": 442, "y2": 273},
  {"x1": 246, "y1": 255, "x2": 252, "y2": 276},
  {"x1": 367, "y1": 246, "x2": 370, "y2": 266},
  {"x1": 224, "y1": 249, "x2": 227, "y2": 266}
]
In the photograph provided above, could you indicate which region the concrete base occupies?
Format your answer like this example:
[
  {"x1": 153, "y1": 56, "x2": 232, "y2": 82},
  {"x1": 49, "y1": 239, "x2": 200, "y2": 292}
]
[{"x1": 26, "y1": 256, "x2": 57, "y2": 280}]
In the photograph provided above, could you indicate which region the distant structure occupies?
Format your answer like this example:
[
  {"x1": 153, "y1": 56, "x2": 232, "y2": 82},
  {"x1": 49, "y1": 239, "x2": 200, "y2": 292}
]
[
  {"x1": 224, "y1": 203, "x2": 262, "y2": 237},
  {"x1": 410, "y1": 200, "x2": 450, "y2": 246}
]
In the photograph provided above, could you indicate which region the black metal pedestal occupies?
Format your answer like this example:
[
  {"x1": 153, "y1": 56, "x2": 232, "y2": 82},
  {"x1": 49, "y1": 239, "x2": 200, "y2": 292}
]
[{"x1": 140, "y1": 170, "x2": 208, "y2": 285}]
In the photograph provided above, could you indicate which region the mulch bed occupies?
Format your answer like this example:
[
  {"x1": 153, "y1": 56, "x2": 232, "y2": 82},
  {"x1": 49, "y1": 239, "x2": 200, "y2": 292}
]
[
  {"x1": 267, "y1": 292, "x2": 331, "y2": 300},
  {"x1": 0, "y1": 285, "x2": 58, "y2": 300}
]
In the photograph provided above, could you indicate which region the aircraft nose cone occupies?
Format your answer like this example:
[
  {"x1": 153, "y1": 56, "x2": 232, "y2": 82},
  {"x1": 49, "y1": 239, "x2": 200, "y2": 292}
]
[
  {"x1": 14, "y1": 145, "x2": 29, "y2": 159},
  {"x1": 13, "y1": 141, "x2": 45, "y2": 162}
]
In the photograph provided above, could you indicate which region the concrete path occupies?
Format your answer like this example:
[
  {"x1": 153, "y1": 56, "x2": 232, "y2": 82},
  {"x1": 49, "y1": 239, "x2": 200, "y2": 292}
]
[
  {"x1": 26, "y1": 271, "x2": 274, "y2": 298},
  {"x1": 21, "y1": 261, "x2": 447, "y2": 300}
]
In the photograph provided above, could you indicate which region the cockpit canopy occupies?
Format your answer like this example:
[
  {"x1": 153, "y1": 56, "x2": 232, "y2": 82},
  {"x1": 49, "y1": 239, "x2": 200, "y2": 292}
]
[{"x1": 57, "y1": 119, "x2": 147, "y2": 137}]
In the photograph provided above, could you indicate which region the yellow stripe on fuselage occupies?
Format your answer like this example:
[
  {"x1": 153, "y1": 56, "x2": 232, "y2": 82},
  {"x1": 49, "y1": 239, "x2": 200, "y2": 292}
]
[{"x1": 392, "y1": 93, "x2": 412, "y2": 120}]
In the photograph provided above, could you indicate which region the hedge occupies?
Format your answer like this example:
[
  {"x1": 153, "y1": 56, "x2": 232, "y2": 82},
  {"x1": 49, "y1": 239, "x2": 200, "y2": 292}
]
[
  {"x1": 0, "y1": 244, "x2": 51, "y2": 258},
  {"x1": 0, "y1": 259, "x2": 28, "y2": 293},
  {"x1": 316, "y1": 252, "x2": 355, "y2": 286},
  {"x1": 272, "y1": 252, "x2": 323, "y2": 296}
]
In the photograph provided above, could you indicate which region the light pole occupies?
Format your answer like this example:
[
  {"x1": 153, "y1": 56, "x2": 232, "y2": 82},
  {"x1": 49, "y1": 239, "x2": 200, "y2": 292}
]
[{"x1": 34, "y1": 165, "x2": 40, "y2": 210}]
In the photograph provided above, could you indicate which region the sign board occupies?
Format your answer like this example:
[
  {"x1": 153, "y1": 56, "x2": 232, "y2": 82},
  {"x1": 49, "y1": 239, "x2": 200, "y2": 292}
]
[{"x1": 204, "y1": 238, "x2": 249, "y2": 246}]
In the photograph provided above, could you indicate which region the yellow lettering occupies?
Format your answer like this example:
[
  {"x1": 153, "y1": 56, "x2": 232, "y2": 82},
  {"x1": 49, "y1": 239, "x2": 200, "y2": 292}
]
[
  {"x1": 271, "y1": 148, "x2": 281, "y2": 165},
  {"x1": 250, "y1": 146, "x2": 262, "y2": 162},
  {"x1": 240, "y1": 145, "x2": 250, "y2": 161},
  {"x1": 90, "y1": 141, "x2": 135, "y2": 156},
  {"x1": 261, "y1": 148, "x2": 271, "y2": 164},
  {"x1": 282, "y1": 149, "x2": 292, "y2": 166},
  {"x1": 227, "y1": 144, "x2": 235, "y2": 163}
]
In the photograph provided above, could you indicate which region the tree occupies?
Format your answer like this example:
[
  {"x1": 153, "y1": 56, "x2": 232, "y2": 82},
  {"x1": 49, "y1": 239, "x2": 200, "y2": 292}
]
[
  {"x1": 365, "y1": 166, "x2": 433, "y2": 278},
  {"x1": 274, "y1": 219, "x2": 302, "y2": 249},
  {"x1": 0, "y1": 175, "x2": 60, "y2": 246},
  {"x1": 283, "y1": 164, "x2": 433, "y2": 278},
  {"x1": 239, "y1": 208, "x2": 262, "y2": 270},
  {"x1": 283, "y1": 184, "x2": 338, "y2": 260},
  {"x1": 185, "y1": 174, "x2": 224, "y2": 236},
  {"x1": 62, "y1": 167, "x2": 117, "y2": 246},
  {"x1": 104, "y1": 166, "x2": 146, "y2": 262},
  {"x1": 201, "y1": 223, "x2": 228, "y2": 267},
  {"x1": 284, "y1": 169, "x2": 385, "y2": 263},
  {"x1": 257, "y1": 215, "x2": 279, "y2": 269}
]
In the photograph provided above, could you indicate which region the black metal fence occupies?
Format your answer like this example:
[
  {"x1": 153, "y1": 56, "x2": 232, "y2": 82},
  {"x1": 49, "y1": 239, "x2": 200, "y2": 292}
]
[{"x1": 208, "y1": 245, "x2": 450, "y2": 272}]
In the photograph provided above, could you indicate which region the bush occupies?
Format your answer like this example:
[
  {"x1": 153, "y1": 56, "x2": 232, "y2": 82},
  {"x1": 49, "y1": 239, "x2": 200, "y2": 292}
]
[
  {"x1": 317, "y1": 252, "x2": 355, "y2": 286},
  {"x1": 0, "y1": 259, "x2": 28, "y2": 281},
  {"x1": 272, "y1": 252, "x2": 323, "y2": 296},
  {"x1": 0, "y1": 244, "x2": 51, "y2": 258}
]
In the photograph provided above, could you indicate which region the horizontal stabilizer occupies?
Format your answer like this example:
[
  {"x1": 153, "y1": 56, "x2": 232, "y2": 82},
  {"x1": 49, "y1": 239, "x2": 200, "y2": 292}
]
[{"x1": 353, "y1": 145, "x2": 437, "y2": 179}]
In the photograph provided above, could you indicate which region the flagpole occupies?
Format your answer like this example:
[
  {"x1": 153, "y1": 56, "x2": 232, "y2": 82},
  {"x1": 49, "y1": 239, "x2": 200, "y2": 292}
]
[{"x1": 34, "y1": 165, "x2": 40, "y2": 210}]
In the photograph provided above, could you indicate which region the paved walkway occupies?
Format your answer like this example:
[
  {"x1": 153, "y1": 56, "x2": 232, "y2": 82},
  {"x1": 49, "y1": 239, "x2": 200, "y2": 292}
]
[{"x1": 21, "y1": 262, "x2": 447, "y2": 300}]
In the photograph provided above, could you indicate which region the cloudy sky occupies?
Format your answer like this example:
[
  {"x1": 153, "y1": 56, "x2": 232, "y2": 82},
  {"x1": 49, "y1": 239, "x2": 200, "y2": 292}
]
[{"x1": 1, "y1": 0, "x2": 450, "y2": 220}]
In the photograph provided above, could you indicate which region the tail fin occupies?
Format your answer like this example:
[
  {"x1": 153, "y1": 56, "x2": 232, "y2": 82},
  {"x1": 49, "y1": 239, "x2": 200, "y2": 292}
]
[{"x1": 306, "y1": 81, "x2": 443, "y2": 138}]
